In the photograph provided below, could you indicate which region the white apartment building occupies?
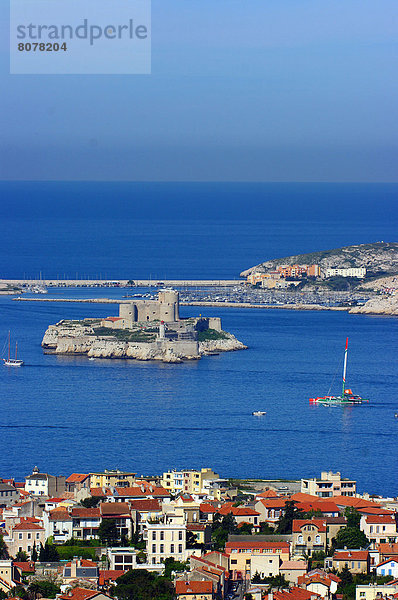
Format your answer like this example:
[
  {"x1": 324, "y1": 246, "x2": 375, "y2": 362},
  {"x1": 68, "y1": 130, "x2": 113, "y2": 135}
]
[
  {"x1": 323, "y1": 267, "x2": 366, "y2": 279},
  {"x1": 301, "y1": 471, "x2": 356, "y2": 497},
  {"x1": 146, "y1": 522, "x2": 187, "y2": 565}
]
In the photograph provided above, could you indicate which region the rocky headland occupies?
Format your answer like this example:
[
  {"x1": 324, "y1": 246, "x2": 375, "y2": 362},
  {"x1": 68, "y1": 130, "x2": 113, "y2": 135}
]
[{"x1": 240, "y1": 242, "x2": 398, "y2": 281}]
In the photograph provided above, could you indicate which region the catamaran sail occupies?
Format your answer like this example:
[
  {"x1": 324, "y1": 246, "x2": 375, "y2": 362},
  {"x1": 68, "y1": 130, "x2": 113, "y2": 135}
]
[{"x1": 309, "y1": 338, "x2": 368, "y2": 405}]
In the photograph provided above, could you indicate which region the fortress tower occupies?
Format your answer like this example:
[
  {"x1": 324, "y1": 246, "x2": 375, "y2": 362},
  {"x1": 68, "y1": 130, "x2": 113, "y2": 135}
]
[{"x1": 118, "y1": 289, "x2": 179, "y2": 325}]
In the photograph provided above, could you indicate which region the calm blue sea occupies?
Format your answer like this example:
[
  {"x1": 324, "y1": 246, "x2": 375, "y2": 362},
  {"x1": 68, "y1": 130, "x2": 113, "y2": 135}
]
[{"x1": 0, "y1": 182, "x2": 397, "y2": 496}]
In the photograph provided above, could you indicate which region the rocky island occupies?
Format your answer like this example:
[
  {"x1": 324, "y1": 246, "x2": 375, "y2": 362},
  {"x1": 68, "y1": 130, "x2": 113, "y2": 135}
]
[{"x1": 41, "y1": 289, "x2": 247, "y2": 363}]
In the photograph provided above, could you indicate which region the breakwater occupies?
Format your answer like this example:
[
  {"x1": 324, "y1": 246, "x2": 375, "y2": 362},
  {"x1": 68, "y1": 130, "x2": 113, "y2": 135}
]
[
  {"x1": 1, "y1": 279, "x2": 240, "y2": 288},
  {"x1": 13, "y1": 297, "x2": 349, "y2": 311}
]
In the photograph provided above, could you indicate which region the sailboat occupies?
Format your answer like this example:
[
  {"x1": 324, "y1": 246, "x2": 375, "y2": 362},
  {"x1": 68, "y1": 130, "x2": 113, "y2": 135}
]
[
  {"x1": 3, "y1": 331, "x2": 24, "y2": 367},
  {"x1": 309, "y1": 338, "x2": 368, "y2": 405}
]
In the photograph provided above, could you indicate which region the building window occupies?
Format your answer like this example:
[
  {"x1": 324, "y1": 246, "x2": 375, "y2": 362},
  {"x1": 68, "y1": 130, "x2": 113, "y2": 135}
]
[
  {"x1": 178, "y1": 531, "x2": 183, "y2": 540},
  {"x1": 178, "y1": 544, "x2": 183, "y2": 553},
  {"x1": 152, "y1": 544, "x2": 156, "y2": 553},
  {"x1": 160, "y1": 544, "x2": 164, "y2": 554},
  {"x1": 152, "y1": 531, "x2": 156, "y2": 540},
  {"x1": 27, "y1": 533, "x2": 31, "y2": 540},
  {"x1": 18, "y1": 533, "x2": 23, "y2": 540},
  {"x1": 170, "y1": 544, "x2": 174, "y2": 553},
  {"x1": 160, "y1": 531, "x2": 164, "y2": 540}
]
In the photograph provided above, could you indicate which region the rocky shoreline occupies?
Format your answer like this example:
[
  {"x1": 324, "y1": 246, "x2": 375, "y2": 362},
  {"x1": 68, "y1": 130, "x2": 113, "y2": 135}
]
[
  {"x1": 42, "y1": 321, "x2": 247, "y2": 364},
  {"x1": 349, "y1": 295, "x2": 398, "y2": 316}
]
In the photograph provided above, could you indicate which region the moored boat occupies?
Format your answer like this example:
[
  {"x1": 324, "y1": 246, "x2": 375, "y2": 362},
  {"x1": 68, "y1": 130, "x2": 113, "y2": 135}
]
[{"x1": 3, "y1": 331, "x2": 24, "y2": 367}]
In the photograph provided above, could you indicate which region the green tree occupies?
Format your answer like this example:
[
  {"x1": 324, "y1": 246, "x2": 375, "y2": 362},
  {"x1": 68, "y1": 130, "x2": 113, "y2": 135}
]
[
  {"x1": 98, "y1": 518, "x2": 119, "y2": 546},
  {"x1": 39, "y1": 542, "x2": 59, "y2": 562},
  {"x1": 251, "y1": 573, "x2": 289, "y2": 589},
  {"x1": 28, "y1": 580, "x2": 61, "y2": 599},
  {"x1": 79, "y1": 496, "x2": 101, "y2": 508},
  {"x1": 257, "y1": 522, "x2": 275, "y2": 535},
  {"x1": 333, "y1": 527, "x2": 369, "y2": 550},
  {"x1": 276, "y1": 501, "x2": 304, "y2": 534},
  {"x1": 111, "y1": 568, "x2": 175, "y2": 600},
  {"x1": 0, "y1": 535, "x2": 9, "y2": 559},
  {"x1": 10, "y1": 586, "x2": 28, "y2": 600},
  {"x1": 344, "y1": 507, "x2": 361, "y2": 529},
  {"x1": 163, "y1": 557, "x2": 189, "y2": 580},
  {"x1": 15, "y1": 550, "x2": 29, "y2": 562},
  {"x1": 211, "y1": 512, "x2": 238, "y2": 551},
  {"x1": 237, "y1": 523, "x2": 253, "y2": 535},
  {"x1": 31, "y1": 543, "x2": 38, "y2": 562}
]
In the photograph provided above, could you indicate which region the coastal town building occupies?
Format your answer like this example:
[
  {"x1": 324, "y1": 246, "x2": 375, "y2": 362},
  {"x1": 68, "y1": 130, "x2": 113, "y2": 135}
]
[
  {"x1": 175, "y1": 580, "x2": 213, "y2": 600},
  {"x1": 292, "y1": 519, "x2": 327, "y2": 556},
  {"x1": 145, "y1": 521, "x2": 187, "y2": 565},
  {"x1": 360, "y1": 515, "x2": 398, "y2": 548},
  {"x1": 106, "y1": 547, "x2": 138, "y2": 571},
  {"x1": 25, "y1": 467, "x2": 66, "y2": 498},
  {"x1": 355, "y1": 583, "x2": 398, "y2": 600},
  {"x1": 326, "y1": 550, "x2": 370, "y2": 574},
  {"x1": 161, "y1": 468, "x2": 220, "y2": 495},
  {"x1": 301, "y1": 472, "x2": 357, "y2": 497},
  {"x1": 7, "y1": 519, "x2": 45, "y2": 558},
  {"x1": 0, "y1": 483, "x2": 20, "y2": 508},
  {"x1": 323, "y1": 267, "x2": 366, "y2": 279},
  {"x1": 63, "y1": 558, "x2": 99, "y2": 586},
  {"x1": 225, "y1": 539, "x2": 290, "y2": 580},
  {"x1": 71, "y1": 507, "x2": 101, "y2": 540},
  {"x1": 43, "y1": 507, "x2": 73, "y2": 543},
  {"x1": 89, "y1": 470, "x2": 137, "y2": 488},
  {"x1": 297, "y1": 569, "x2": 340, "y2": 598}
]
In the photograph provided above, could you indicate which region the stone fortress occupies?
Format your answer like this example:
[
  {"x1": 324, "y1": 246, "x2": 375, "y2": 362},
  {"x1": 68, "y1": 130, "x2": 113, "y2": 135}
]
[
  {"x1": 100, "y1": 288, "x2": 222, "y2": 339},
  {"x1": 42, "y1": 289, "x2": 246, "y2": 363}
]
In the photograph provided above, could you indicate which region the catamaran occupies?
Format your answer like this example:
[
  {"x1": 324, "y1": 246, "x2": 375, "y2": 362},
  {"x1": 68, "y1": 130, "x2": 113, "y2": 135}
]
[
  {"x1": 309, "y1": 338, "x2": 368, "y2": 405},
  {"x1": 3, "y1": 331, "x2": 24, "y2": 367}
]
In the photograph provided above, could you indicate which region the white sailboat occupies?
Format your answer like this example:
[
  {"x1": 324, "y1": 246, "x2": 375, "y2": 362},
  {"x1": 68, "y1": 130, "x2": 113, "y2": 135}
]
[{"x1": 3, "y1": 331, "x2": 24, "y2": 367}]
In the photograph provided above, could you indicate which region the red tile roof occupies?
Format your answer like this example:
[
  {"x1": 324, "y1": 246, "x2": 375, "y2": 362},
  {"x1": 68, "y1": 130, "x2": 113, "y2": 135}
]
[
  {"x1": 13, "y1": 521, "x2": 44, "y2": 531},
  {"x1": 218, "y1": 505, "x2": 259, "y2": 517},
  {"x1": 13, "y1": 562, "x2": 35, "y2": 573},
  {"x1": 100, "y1": 502, "x2": 130, "y2": 516},
  {"x1": 379, "y1": 543, "x2": 398, "y2": 555},
  {"x1": 129, "y1": 499, "x2": 161, "y2": 512},
  {"x1": 103, "y1": 317, "x2": 123, "y2": 322},
  {"x1": 49, "y1": 509, "x2": 72, "y2": 521},
  {"x1": 66, "y1": 474, "x2": 89, "y2": 483},
  {"x1": 175, "y1": 580, "x2": 213, "y2": 595},
  {"x1": 256, "y1": 489, "x2": 279, "y2": 498},
  {"x1": 358, "y1": 507, "x2": 394, "y2": 515},
  {"x1": 98, "y1": 570, "x2": 125, "y2": 586},
  {"x1": 58, "y1": 588, "x2": 100, "y2": 600},
  {"x1": 225, "y1": 541, "x2": 289, "y2": 552},
  {"x1": 292, "y1": 519, "x2": 327, "y2": 533},
  {"x1": 200, "y1": 503, "x2": 218, "y2": 513},
  {"x1": 331, "y1": 496, "x2": 380, "y2": 508},
  {"x1": 65, "y1": 559, "x2": 97, "y2": 568},
  {"x1": 71, "y1": 507, "x2": 100, "y2": 518},
  {"x1": 365, "y1": 515, "x2": 396, "y2": 524},
  {"x1": 333, "y1": 550, "x2": 369, "y2": 561}
]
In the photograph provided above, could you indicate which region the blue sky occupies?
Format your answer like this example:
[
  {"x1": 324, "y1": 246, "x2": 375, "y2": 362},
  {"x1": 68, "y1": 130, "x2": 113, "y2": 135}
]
[{"x1": 1, "y1": 0, "x2": 397, "y2": 181}]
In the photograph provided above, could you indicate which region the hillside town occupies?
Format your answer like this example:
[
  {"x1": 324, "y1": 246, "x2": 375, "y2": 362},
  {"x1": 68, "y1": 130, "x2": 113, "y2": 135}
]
[
  {"x1": 0, "y1": 468, "x2": 397, "y2": 600},
  {"x1": 246, "y1": 265, "x2": 367, "y2": 288}
]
